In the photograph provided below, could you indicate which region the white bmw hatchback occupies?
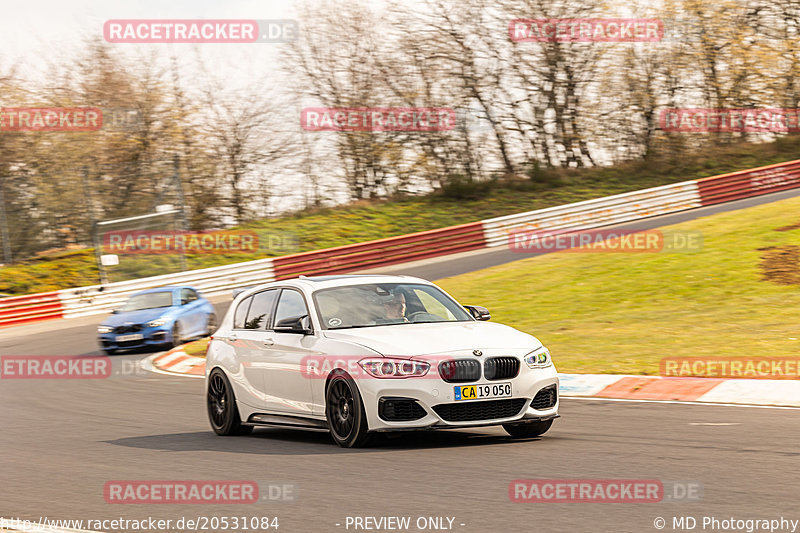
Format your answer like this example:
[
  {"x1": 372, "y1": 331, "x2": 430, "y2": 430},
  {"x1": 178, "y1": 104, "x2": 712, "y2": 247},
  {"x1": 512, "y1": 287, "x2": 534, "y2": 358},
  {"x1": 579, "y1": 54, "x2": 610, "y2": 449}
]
[{"x1": 206, "y1": 274, "x2": 559, "y2": 447}]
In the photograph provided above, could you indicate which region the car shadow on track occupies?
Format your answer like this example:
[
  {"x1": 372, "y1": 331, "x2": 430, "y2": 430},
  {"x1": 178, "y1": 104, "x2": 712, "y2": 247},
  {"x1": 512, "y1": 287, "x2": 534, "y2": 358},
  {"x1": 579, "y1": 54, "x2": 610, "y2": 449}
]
[{"x1": 104, "y1": 428, "x2": 545, "y2": 455}]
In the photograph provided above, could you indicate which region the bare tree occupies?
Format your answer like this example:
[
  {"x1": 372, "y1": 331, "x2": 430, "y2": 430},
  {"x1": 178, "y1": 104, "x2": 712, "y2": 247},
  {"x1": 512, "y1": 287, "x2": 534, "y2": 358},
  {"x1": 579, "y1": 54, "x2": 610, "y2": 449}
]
[{"x1": 197, "y1": 66, "x2": 295, "y2": 223}]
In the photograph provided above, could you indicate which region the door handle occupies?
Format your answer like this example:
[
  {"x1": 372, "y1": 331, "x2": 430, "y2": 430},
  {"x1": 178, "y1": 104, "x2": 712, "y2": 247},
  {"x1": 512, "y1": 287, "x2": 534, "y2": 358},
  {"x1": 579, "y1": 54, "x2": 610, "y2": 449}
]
[
  {"x1": 263, "y1": 338, "x2": 275, "y2": 346},
  {"x1": 227, "y1": 334, "x2": 238, "y2": 342}
]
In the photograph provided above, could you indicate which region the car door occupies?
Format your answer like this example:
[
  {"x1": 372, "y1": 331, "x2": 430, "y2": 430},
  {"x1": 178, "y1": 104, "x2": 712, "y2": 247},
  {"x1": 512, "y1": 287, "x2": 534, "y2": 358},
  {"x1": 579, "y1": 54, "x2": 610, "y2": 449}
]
[
  {"x1": 220, "y1": 290, "x2": 277, "y2": 408},
  {"x1": 178, "y1": 288, "x2": 205, "y2": 337},
  {"x1": 263, "y1": 288, "x2": 317, "y2": 416},
  {"x1": 232, "y1": 289, "x2": 280, "y2": 406}
]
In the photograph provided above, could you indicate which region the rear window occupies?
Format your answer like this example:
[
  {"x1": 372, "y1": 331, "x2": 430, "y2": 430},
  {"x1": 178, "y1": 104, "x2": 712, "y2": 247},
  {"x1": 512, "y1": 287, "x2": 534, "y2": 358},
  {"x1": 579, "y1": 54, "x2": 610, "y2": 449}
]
[
  {"x1": 233, "y1": 296, "x2": 252, "y2": 329},
  {"x1": 244, "y1": 290, "x2": 278, "y2": 330}
]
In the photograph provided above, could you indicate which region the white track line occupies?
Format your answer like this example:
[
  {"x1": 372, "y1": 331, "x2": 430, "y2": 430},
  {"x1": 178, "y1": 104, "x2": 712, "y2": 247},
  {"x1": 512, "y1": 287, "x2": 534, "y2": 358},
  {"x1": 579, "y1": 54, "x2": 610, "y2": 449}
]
[{"x1": 562, "y1": 395, "x2": 800, "y2": 410}]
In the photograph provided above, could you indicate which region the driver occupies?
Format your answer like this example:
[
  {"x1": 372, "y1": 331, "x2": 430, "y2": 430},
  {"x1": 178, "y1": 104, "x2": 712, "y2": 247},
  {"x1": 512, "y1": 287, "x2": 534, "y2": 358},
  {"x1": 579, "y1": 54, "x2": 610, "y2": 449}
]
[{"x1": 382, "y1": 292, "x2": 408, "y2": 322}]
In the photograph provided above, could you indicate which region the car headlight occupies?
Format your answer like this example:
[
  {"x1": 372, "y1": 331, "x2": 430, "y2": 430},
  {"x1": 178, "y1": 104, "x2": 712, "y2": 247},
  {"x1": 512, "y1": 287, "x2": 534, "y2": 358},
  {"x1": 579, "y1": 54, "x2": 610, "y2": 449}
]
[
  {"x1": 524, "y1": 347, "x2": 552, "y2": 369},
  {"x1": 358, "y1": 357, "x2": 430, "y2": 378},
  {"x1": 147, "y1": 318, "x2": 169, "y2": 327},
  {"x1": 97, "y1": 326, "x2": 113, "y2": 334}
]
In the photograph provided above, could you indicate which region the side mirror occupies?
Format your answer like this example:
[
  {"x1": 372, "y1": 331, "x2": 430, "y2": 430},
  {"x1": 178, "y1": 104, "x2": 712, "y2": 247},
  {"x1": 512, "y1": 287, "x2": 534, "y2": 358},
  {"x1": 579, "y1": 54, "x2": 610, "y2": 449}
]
[
  {"x1": 181, "y1": 299, "x2": 189, "y2": 306},
  {"x1": 274, "y1": 315, "x2": 312, "y2": 334},
  {"x1": 464, "y1": 305, "x2": 491, "y2": 321}
]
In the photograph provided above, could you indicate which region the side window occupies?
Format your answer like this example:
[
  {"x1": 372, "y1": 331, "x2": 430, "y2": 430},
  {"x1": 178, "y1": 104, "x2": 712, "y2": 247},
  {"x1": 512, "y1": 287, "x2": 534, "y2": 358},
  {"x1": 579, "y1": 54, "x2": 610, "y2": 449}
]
[
  {"x1": 180, "y1": 288, "x2": 198, "y2": 305},
  {"x1": 233, "y1": 296, "x2": 252, "y2": 329},
  {"x1": 274, "y1": 289, "x2": 309, "y2": 326},
  {"x1": 244, "y1": 289, "x2": 278, "y2": 330}
]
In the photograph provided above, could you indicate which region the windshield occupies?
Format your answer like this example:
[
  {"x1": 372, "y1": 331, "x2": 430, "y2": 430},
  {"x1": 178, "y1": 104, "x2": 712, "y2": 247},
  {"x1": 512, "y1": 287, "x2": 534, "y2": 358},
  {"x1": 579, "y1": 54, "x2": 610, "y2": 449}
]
[
  {"x1": 121, "y1": 291, "x2": 174, "y2": 312},
  {"x1": 313, "y1": 283, "x2": 472, "y2": 329}
]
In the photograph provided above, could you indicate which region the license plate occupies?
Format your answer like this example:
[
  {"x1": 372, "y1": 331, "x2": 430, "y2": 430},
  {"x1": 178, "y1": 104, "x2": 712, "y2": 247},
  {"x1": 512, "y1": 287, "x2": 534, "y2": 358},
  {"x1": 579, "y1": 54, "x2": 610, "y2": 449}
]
[
  {"x1": 116, "y1": 333, "x2": 143, "y2": 342},
  {"x1": 454, "y1": 382, "x2": 512, "y2": 401}
]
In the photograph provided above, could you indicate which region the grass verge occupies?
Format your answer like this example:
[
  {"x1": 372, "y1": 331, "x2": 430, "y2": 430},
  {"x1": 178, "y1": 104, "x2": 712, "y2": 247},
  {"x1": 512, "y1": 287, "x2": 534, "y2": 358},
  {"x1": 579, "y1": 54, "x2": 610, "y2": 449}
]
[
  {"x1": 437, "y1": 195, "x2": 800, "y2": 375},
  {"x1": 181, "y1": 338, "x2": 209, "y2": 358}
]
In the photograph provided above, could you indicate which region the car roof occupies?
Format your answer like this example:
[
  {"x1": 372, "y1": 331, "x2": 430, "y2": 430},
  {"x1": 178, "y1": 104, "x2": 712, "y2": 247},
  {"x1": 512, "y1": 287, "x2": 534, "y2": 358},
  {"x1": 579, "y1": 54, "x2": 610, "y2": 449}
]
[
  {"x1": 295, "y1": 274, "x2": 431, "y2": 289},
  {"x1": 132, "y1": 286, "x2": 196, "y2": 295},
  {"x1": 237, "y1": 275, "x2": 433, "y2": 298}
]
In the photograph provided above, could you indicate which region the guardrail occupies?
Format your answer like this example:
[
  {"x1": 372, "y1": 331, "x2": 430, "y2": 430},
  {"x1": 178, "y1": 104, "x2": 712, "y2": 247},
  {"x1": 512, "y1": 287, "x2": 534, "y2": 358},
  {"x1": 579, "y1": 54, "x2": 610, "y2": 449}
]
[
  {"x1": 58, "y1": 258, "x2": 277, "y2": 319},
  {"x1": 696, "y1": 160, "x2": 800, "y2": 206},
  {"x1": 273, "y1": 222, "x2": 486, "y2": 280},
  {"x1": 3, "y1": 158, "x2": 800, "y2": 328},
  {"x1": 0, "y1": 292, "x2": 63, "y2": 328},
  {"x1": 481, "y1": 181, "x2": 700, "y2": 247}
]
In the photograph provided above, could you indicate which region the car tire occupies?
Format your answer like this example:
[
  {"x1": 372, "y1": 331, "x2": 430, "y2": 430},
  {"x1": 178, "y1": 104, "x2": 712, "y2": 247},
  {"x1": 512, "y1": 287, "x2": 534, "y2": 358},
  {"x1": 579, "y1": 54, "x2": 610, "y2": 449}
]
[
  {"x1": 170, "y1": 322, "x2": 183, "y2": 348},
  {"x1": 325, "y1": 372, "x2": 372, "y2": 448},
  {"x1": 503, "y1": 419, "x2": 553, "y2": 438},
  {"x1": 207, "y1": 368, "x2": 253, "y2": 436},
  {"x1": 206, "y1": 314, "x2": 217, "y2": 337},
  {"x1": 102, "y1": 348, "x2": 117, "y2": 355}
]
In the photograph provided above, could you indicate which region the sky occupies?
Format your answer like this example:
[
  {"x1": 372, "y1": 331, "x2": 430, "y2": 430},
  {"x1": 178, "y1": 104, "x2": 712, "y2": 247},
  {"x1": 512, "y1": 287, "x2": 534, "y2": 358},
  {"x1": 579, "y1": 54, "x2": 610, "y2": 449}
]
[
  {"x1": 2, "y1": 0, "x2": 325, "y2": 213},
  {"x1": 3, "y1": 0, "x2": 301, "y2": 88}
]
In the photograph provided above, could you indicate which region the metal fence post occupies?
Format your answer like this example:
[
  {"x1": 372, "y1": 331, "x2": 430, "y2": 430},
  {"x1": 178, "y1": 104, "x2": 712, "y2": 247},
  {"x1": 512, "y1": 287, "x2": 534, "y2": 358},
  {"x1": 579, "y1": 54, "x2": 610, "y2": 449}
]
[{"x1": 0, "y1": 175, "x2": 12, "y2": 265}]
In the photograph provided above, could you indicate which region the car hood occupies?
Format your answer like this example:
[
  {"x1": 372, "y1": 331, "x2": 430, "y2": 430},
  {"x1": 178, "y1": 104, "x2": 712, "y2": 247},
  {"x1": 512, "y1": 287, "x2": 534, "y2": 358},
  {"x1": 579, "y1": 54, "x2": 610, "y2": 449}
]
[
  {"x1": 321, "y1": 321, "x2": 541, "y2": 357},
  {"x1": 101, "y1": 307, "x2": 175, "y2": 327}
]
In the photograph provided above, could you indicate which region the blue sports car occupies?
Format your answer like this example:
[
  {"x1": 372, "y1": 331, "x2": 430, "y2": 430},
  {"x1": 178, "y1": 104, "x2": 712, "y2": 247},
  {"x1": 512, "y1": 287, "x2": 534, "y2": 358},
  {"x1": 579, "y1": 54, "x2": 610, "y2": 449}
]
[{"x1": 97, "y1": 286, "x2": 216, "y2": 355}]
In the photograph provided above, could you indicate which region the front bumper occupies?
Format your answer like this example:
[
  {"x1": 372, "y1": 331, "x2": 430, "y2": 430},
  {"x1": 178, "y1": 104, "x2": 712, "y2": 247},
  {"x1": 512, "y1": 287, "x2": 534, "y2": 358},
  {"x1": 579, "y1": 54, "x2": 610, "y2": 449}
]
[
  {"x1": 98, "y1": 326, "x2": 173, "y2": 351},
  {"x1": 357, "y1": 365, "x2": 559, "y2": 431}
]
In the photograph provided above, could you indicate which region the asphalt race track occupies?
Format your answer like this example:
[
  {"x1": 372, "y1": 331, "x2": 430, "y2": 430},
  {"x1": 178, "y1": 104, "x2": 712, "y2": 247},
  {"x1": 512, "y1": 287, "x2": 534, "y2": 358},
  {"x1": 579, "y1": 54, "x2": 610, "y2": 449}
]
[{"x1": 3, "y1": 189, "x2": 800, "y2": 533}]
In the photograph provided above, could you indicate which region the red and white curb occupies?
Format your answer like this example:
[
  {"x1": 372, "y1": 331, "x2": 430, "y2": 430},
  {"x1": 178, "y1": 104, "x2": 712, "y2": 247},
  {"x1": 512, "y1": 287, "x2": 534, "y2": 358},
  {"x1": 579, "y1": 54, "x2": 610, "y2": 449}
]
[
  {"x1": 144, "y1": 352, "x2": 800, "y2": 407},
  {"x1": 559, "y1": 374, "x2": 800, "y2": 408},
  {"x1": 143, "y1": 348, "x2": 205, "y2": 378}
]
